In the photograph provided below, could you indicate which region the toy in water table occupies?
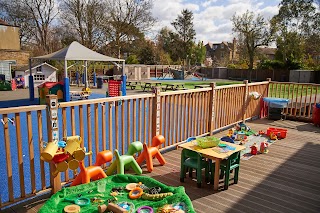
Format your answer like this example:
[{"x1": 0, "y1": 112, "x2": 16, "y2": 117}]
[
  {"x1": 71, "y1": 150, "x2": 113, "y2": 186},
  {"x1": 136, "y1": 135, "x2": 166, "y2": 172},
  {"x1": 41, "y1": 136, "x2": 91, "y2": 177},
  {"x1": 260, "y1": 142, "x2": 269, "y2": 154},
  {"x1": 250, "y1": 143, "x2": 258, "y2": 155}
]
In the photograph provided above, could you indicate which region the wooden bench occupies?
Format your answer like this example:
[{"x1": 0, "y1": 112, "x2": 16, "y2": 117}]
[
  {"x1": 194, "y1": 85, "x2": 210, "y2": 89},
  {"x1": 164, "y1": 83, "x2": 185, "y2": 91}
]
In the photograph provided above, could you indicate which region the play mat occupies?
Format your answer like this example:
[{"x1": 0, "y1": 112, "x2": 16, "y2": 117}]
[{"x1": 39, "y1": 174, "x2": 195, "y2": 213}]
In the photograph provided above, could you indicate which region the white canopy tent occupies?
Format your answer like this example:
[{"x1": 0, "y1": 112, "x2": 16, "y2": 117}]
[{"x1": 29, "y1": 41, "x2": 126, "y2": 101}]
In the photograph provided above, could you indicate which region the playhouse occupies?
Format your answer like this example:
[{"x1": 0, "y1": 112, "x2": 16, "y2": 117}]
[
  {"x1": 0, "y1": 60, "x2": 16, "y2": 91},
  {"x1": 38, "y1": 82, "x2": 64, "y2": 104}
]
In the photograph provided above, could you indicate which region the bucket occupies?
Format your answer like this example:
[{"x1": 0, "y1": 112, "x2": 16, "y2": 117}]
[{"x1": 41, "y1": 142, "x2": 59, "y2": 161}]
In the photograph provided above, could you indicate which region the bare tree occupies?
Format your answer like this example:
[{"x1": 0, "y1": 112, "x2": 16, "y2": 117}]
[
  {"x1": 59, "y1": 0, "x2": 106, "y2": 49},
  {"x1": 103, "y1": 0, "x2": 156, "y2": 58}
]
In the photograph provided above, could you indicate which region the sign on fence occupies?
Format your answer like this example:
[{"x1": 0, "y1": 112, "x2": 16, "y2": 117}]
[{"x1": 108, "y1": 80, "x2": 122, "y2": 97}]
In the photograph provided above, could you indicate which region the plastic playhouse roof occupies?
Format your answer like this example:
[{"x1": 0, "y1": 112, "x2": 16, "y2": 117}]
[
  {"x1": 37, "y1": 81, "x2": 64, "y2": 89},
  {"x1": 32, "y1": 41, "x2": 124, "y2": 62}
]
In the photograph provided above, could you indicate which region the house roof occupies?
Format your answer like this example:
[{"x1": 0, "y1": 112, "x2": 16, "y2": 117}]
[
  {"x1": 33, "y1": 41, "x2": 124, "y2": 62},
  {"x1": 0, "y1": 18, "x2": 17, "y2": 27},
  {"x1": 257, "y1": 47, "x2": 277, "y2": 55},
  {"x1": 16, "y1": 62, "x2": 58, "y2": 72}
]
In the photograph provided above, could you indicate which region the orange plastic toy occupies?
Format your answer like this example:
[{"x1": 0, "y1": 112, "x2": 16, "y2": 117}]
[
  {"x1": 136, "y1": 135, "x2": 166, "y2": 172},
  {"x1": 71, "y1": 150, "x2": 113, "y2": 186}
]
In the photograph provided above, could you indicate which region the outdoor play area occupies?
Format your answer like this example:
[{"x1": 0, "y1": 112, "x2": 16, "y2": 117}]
[{"x1": 1, "y1": 42, "x2": 320, "y2": 213}]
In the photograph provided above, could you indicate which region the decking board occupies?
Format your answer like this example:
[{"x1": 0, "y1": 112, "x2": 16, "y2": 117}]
[{"x1": 3, "y1": 119, "x2": 320, "y2": 213}]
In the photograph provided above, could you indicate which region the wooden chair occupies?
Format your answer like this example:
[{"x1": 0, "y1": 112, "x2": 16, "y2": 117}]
[
  {"x1": 71, "y1": 150, "x2": 113, "y2": 186},
  {"x1": 136, "y1": 135, "x2": 166, "y2": 172},
  {"x1": 213, "y1": 151, "x2": 241, "y2": 190},
  {"x1": 106, "y1": 141, "x2": 143, "y2": 175},
  {"x1": 180, "y1": 149, "x2": 210, "y2": 188}
]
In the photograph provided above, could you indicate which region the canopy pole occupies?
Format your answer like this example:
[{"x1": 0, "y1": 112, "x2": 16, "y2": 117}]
[
  {"x1": 63, "y1": 59, "x2": 70, "y2": 102},
  {"x1": 121, "y1": 61, "x2": 126, "y2": 96},
  {"x1": 84, "y1": 60, "x2": 88, "y2": 88},
  {"x1": 28, "y1": 58, "x2": 35, "y2": 101}
]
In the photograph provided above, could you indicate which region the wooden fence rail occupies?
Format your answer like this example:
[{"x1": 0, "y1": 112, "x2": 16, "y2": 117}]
[
  {"x1": 0, "y1": 81, "x2": 269, "y2": 208},
  {"x1": 268, "y1": 81, "x2": 320, "y2": 121}
]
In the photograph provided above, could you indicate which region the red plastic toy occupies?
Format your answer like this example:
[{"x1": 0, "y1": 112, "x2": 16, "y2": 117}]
[
  {"x1": 136, "y1": 135, "x2": 166, "y2": 172},
  {"x1": 250, "y1": 144, "x2": 258, "y2": 155},
  {"x1": 266, "y1": 127, "x2": 287, "y2": 139}
]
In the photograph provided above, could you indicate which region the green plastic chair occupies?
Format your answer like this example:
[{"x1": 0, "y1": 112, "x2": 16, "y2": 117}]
[
  {"x1": 106, "y1": 141, "x2": 143, "y2": 175},
  {"x1": 213, "y1": 151, "x2": 241, "y2": 190},
  {"x1": 180, "y1": 149, "x2": 210, "y2": 188}
]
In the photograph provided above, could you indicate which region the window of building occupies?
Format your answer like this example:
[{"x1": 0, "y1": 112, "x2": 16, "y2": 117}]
[
  {"x1": 221, "y1": 52, "x2": 224, "y2": 58},
  {"x1": 34, "y1": 74, "x2": 45, "y2": 81},
  {"x1": 36, "y1": 66, "x2": 42, "y2": 73},
  {"x1": 221, "y1": 43, "x2": 224, "y2": 49}
]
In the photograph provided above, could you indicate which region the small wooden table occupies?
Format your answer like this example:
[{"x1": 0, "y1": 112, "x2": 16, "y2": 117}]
[{"x1": 178, "y1": 141, "x2": 245, "y2": 191}]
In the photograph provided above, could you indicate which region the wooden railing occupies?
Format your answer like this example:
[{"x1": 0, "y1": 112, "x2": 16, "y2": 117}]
[
  {"x1": 268, "y1": 81, "x2": 320, "y2": 120},
  {"x1": 0, "y1": 81, "x2": 269, "y2": 208}
]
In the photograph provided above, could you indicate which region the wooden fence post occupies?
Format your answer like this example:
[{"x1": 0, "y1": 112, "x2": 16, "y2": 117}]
[
  {"x1": 242, "y1": 80, "x2": 249, "y2": 123},
  {"x1": 208, "y1": 83, "x2": 216, "y2": 135},
  {"x1": 45, "y1": 94, "x2": 61, "y2": 193},
  {"x1": 151, "y1": 87, "x2": 161, "y2": 138}
]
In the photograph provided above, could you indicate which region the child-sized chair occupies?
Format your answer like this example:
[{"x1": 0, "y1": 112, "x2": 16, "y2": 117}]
[
  {"x1": 71, "y1": 150, "x2": 113, "y2": 186},
  {"x1": 214, "y1": 151, "x2": 241, "y2": 190},
  {"x1": 136, "y1": 135, "x2": 166, "y2": 172},
  {"x1": 106, "y1": 141, "x2": 143, "y2": 175},
  {"x1": 180, "y1": 149, "x2": 210, "y2": 188}
]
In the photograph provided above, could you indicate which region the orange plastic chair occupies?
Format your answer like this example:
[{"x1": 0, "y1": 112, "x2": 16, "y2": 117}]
[
  {"x1": 136, "y1": 135, "x2": 166, "y2": 172},
  {"x1": 71, "y1": 150, "x2": 113, "y2": 186}
]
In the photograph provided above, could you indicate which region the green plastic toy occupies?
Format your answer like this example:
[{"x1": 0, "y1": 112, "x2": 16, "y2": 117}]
[{"x1": 106, "y1": 141, "x2": 143, "y2": 175}]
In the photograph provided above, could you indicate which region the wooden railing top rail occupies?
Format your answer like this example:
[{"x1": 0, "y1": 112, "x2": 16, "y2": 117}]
[
  {"x1": 0, "y1": 105, "x2": 46, "y2": 114},
  {"x1": 160, "y1": 87, "x2": 211, "y2": 96},
  {"x1": 58, "y1": 93, "x2": 155, "y2": 107},
  {"x1": 215, "y1": 81, "x2": 269, "y2": 90},
  {"x1": 270, "y1": 81, "x2": 320, "y2": 86}
]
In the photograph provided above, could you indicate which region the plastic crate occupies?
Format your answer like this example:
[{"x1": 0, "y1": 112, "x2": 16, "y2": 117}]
[{"x1": 266, "y1": 127, "x2": 287, "y2": 139}]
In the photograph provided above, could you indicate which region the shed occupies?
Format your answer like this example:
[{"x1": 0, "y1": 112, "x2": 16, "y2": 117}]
[
  {"x1": 15, "y1": 62, "x2": 58, "y2": 87},
  {"x1": 209, "y1": 67, "x2": 227, "y2": 79},
  {"x1": 289, "y1": 70, "x2": 315, "y2": 83}
]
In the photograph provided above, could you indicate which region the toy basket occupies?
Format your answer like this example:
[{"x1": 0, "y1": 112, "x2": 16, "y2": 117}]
[
  {"x1": 195, "y1": 136, "x2": 220, "y2": 148},
  {"x1": 266, "y1": 127, "x2": 287, "y2": 139}
]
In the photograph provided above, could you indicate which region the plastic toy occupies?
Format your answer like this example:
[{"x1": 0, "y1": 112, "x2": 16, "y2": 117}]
[
  {"x1": 137, "y1": 206, "x2": 153, "y2": 213},
  {"x1": 136, "y1": 135, "x2": 166, "y2": 172},
  {"x1": 236, "y1": 131, "x2": 246, "y2": 141},
  {"x1": 98, "y1": 203, "x2": 129, "y2": 213},
  {"x1": 141, "y1": 192, "x2": 173, "y2": 201},
  {"x1": 71, "y1": 150, "x2": 113, "y2": 186},
  {"x1": 267, "y1": 127, "x2": 287, "y2": 139},
  {"x1": 64, "y1": 204, "x2": 80, "y2": 213},
  {"x1": 117, "y1": 202, "x2": 135, "y2": 213},
  {"x1": 269, "y1": 132, "x2": 277, "y2": 140},
  {"x1": 260, "y1": 142, "x2": 269, "y2": 154},
  {"x1": 41, "y1": 136, "x2": 92, "y2": 177},
  {"x1": 128, "y1": 187, "x2": 144, "y2": 199},
  {"x1": 250, "y1": 143, "x2": 258, "y2": 155},
  {"x1": 106, "y1": 141, "x2": 143, "y2": 175},
  {"x1": 64, "y1": 197, "x2": 90, "y2": 207},
  {"x1": 258, "y1": 130, "x2": 265, "y2": 135},
  {"x1": 227, "y1": 129, "x2": 234, "y2": 137}
]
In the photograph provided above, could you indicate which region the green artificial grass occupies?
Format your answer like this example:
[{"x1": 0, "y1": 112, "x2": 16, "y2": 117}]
[{"x1": 39, "y1": 174, "x2": 195, "y2": 213}]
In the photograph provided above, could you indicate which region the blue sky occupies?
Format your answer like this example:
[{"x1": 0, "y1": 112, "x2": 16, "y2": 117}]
[{"x1": 150, "y1": 0, "x2": 281, "y2": 43}]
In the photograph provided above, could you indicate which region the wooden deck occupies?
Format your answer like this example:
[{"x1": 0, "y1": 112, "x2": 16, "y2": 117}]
[{"x1": 2, "y1": 119, "x2": 320, "y2": 213}]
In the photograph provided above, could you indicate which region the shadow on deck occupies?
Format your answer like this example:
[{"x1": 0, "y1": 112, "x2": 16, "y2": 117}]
[{"x1": 3, "y1": 119, "x2": 320, "y2": 213}]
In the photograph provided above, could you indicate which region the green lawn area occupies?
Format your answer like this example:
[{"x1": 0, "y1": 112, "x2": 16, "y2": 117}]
[{"x1": 269, "y1": 84, "x2": 320, "y2": 99}]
